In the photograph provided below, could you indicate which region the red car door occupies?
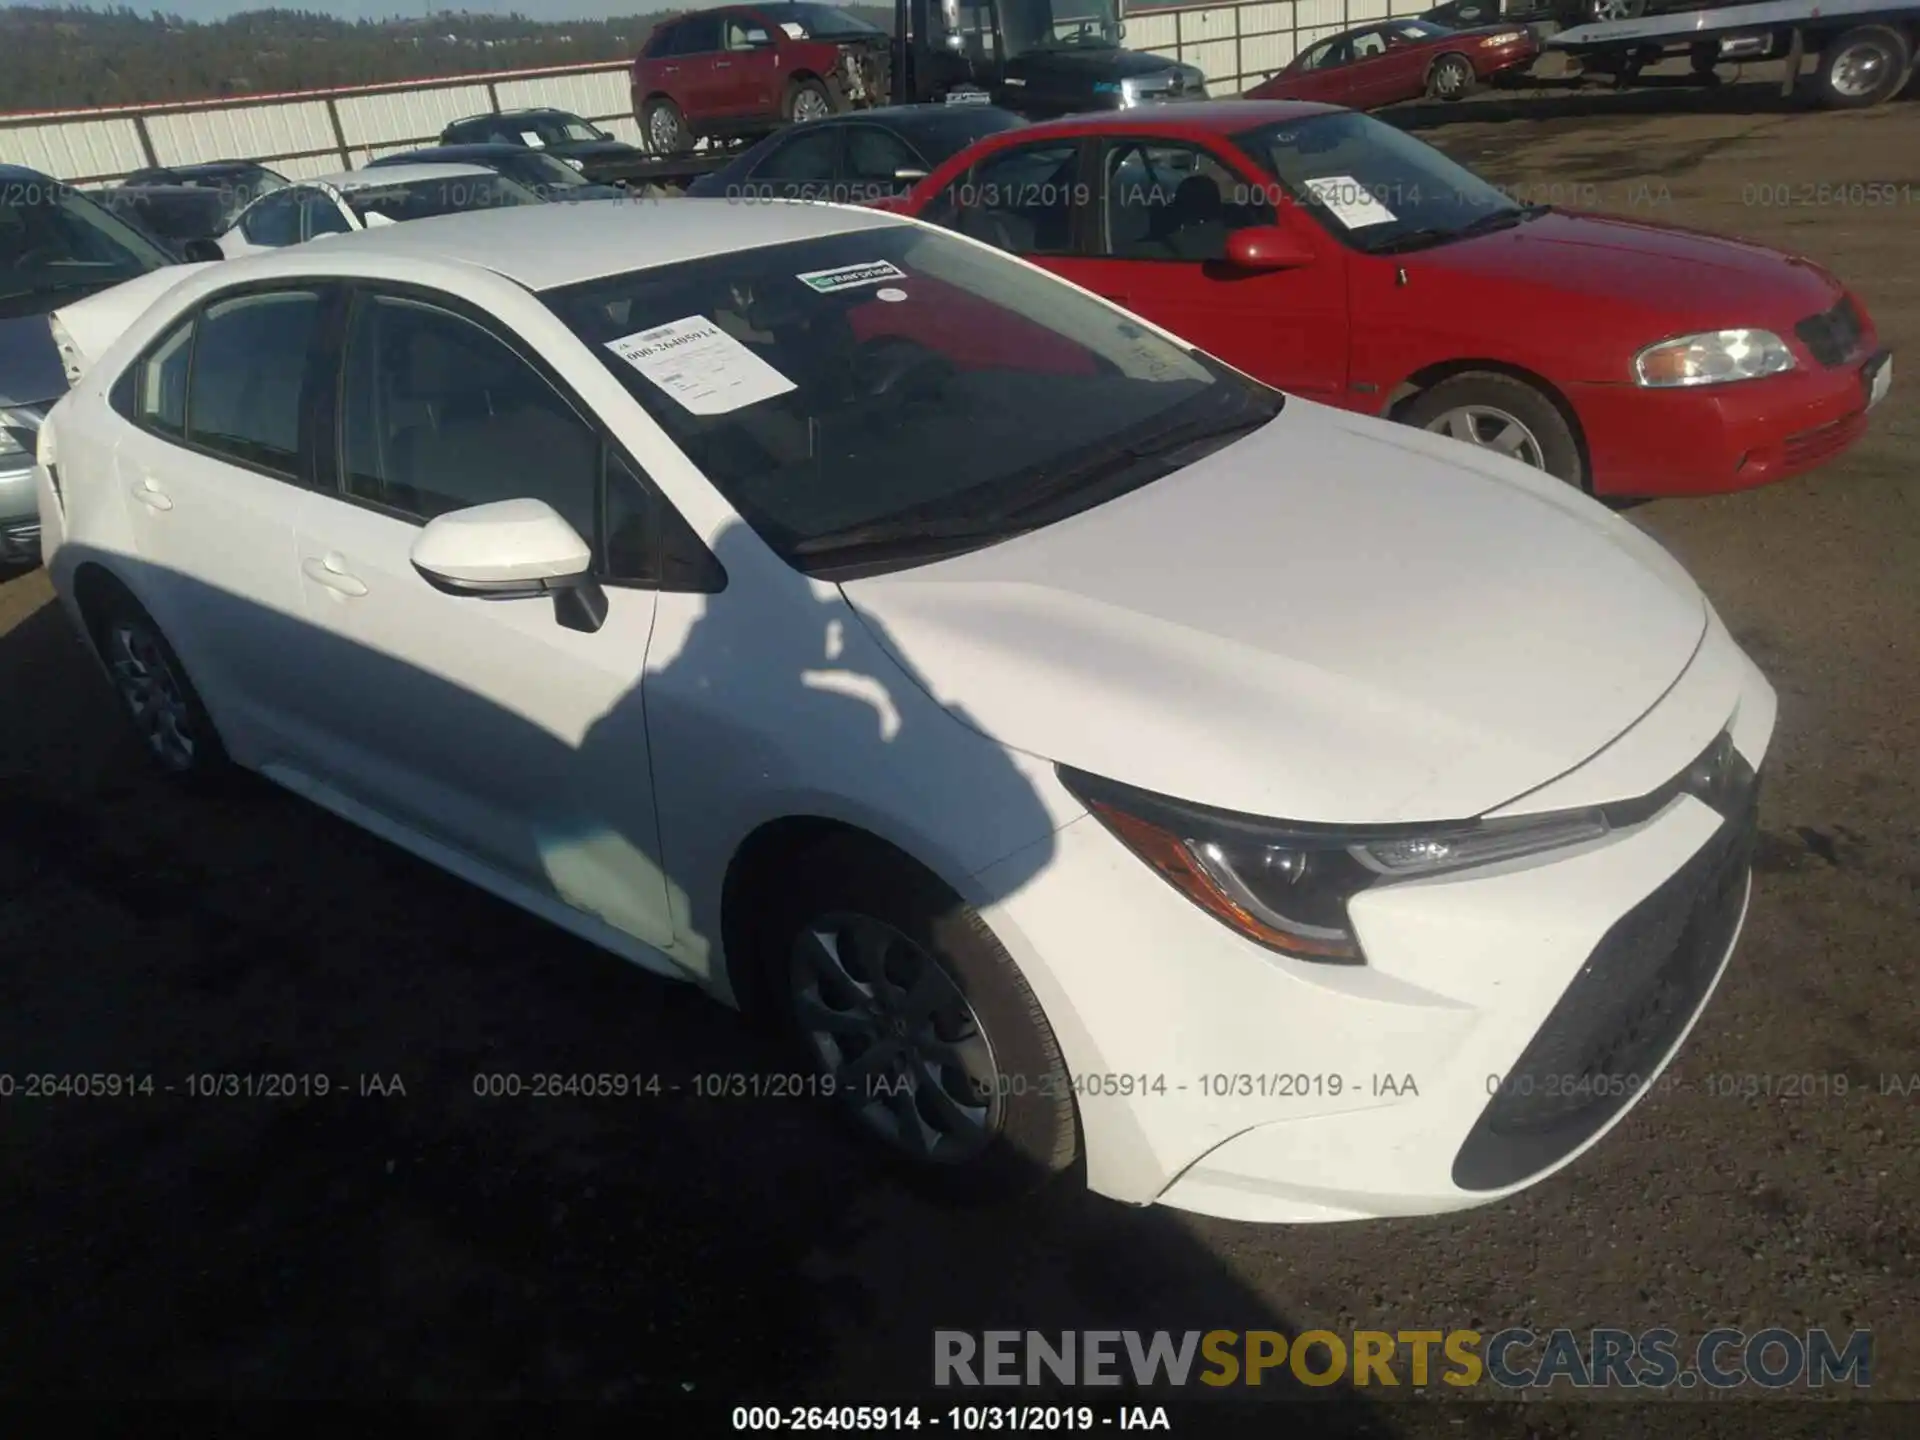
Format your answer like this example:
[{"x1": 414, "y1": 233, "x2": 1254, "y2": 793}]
[
  {"x1": 1254, "y1": 36, "x2": 1355, "y2": 105},
  {"x1": 1372, "y1": 29, "x2": 1443, "y2": 104},
  {"x1": 719, "y1": 11, "x2": 783, "y2": 117},
  {"x1": 1061, "y1": 137, "x2": 1350, "y2": 403}
]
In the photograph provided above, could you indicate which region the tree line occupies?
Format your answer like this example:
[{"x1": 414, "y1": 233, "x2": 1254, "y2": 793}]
[{"x1": 3, "y1": 5, "x2": 894, "y2": 113}]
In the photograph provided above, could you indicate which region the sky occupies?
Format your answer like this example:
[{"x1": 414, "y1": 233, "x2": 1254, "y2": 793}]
[{"x1": 3, "y1": 0, "x2": 753, "y2": 20}]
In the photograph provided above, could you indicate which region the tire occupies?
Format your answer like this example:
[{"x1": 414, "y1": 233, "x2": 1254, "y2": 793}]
[
  {"x1": 87, "y1": 589, "x2": 232, "y2": 787},
  {"x1": 1399, "y1": 373, "x2": 1586, "y2": 489},
  {"x1": 642, "y1": 97, "x2": 692, "y2": 156},
  {"x1": 765, "y1": 834, "x2": 1080, "y2": 1202},
  {"x1": 784, "y1": 77, "x2": 835, "y2": 125},
  {"x1": 1427, "y1": 53, "x2": 1478, "y2": 101},
  {"x1": 1814, "y1": 25, "x2": 1912, "y2": 109}
]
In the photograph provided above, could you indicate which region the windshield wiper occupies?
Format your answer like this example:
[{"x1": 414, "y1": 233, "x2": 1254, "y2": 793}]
[
  {"x1": 1366, "y1": 203, "x2": 1549, "y2": 256},
  {"x1": 991, "y1": 410, "x2": 1273, "y2": 525},
  {"x1": 789, "y1": 513, "x2": 1032, "y2": 560}
]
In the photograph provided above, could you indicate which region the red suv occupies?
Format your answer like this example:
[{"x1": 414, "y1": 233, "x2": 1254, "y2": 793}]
[{"x1": 632, "y1": 3, "x2": 893, "y2": 155}]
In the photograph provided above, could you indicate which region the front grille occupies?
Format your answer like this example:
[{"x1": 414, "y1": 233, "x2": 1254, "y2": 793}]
[
  {"x1": 1451, "y1": 762, "x2": 1758, "y2": 1193},
  {"x1": 1795, "y1": 297, "x2": 1863, "y2": 367}
]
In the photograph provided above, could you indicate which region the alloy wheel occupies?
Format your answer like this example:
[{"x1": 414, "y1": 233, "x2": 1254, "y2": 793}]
[
  {"x1": 106, "y1": 620, "x2": 197, "y2": 771},
  {"x1": 648, "y1": 107, "x2": 680, "y2": 152},
  {"x1": 1830, "y1": 42, "x2": 1892, "y2": 98},
  {"x1": 791, "y1": 89, "x2": 832, "y2": 123},
  {"x1": 1435, "y1": 58, "x2": 1471, "y2": 95},
  {"x1": 1425, "y1": 404, "x2": 1548, "y2": 470},
  {"x1": 789, "y1": 911, "x2": 1002, "y2": 1164}
]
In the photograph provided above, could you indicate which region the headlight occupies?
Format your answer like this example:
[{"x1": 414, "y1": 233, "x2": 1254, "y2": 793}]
[
  {"x1": 1118, "y1": 77, "x2": 1143, "y2": 107},
  {"x1": 1634, "y1": 329, "x2": 1795, "y2": 387},
  {"x1": 1059, "y1": 766, "x2": 1609, "y2": 963},
  {"x1": 1480, "y1": 30, "x2": 1525, "y2": 44}
]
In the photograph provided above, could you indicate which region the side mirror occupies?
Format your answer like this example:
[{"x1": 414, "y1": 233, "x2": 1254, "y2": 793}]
[
  {"x1": 410, "y1": 498, "x2": 609, "y2": 634},
  {"x1": 893, "y1": 166, "x2": 930, "y2": 184},
  {"x1": 1224, "y1": 225, "x2": 1316, "y2": 272},
  {"x1": 181, "y1": 237, "x2": 224, "y2": 263}
]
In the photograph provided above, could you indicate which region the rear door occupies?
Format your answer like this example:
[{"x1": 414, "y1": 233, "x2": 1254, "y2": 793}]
[
  {"x1": 745, "y1": 125, "x2": 845, "y2": 200},
  {"x1": 673, "y1": 13, "x2": 727, "y2": 117},
  {"x1": 1067, "y1": 136, "x2": 1350, "y2": 402},
  {"x1": 109, "y1": 284, "x2": 335, "y2": 763}
]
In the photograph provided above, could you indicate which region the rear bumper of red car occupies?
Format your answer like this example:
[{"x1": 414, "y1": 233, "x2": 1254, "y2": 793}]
[{"x1": 1567, "y1": 347, "x2": 1889, "y2": 498}]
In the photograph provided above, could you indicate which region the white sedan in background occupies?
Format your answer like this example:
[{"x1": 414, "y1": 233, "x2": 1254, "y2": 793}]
[
  {"x1": 212, "y1": 162, "x2": 537, "y2": 257},
  {"x1": 33, "y1": 200, "x2": 1774, "y2": 1222}
]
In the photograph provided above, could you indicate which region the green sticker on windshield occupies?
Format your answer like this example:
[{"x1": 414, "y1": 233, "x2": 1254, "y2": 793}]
[{"x1": 796, "y1": 260, "x2": 908, "y2": 294}]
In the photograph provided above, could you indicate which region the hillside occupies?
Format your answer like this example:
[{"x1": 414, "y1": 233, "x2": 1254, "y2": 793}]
[{"x1": 2, "y1": 4, "x2": 893, "y2": 113}]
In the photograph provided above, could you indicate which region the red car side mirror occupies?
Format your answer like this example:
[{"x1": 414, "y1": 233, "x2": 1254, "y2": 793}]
[{"x1": 1225, "y1": 226, "x2": 1316, "y2": 271}]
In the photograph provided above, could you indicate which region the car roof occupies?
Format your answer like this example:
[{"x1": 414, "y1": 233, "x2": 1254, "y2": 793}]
[
  {"x1": 0, "y1": 163, "x2": 54, "y2": 182},
  {"x1": 209, "y1": 196, "x2": 906, "y2": 292},
  {"x1": 1014, "y1": 100, "x2": 1344, "y2": 141},
  {"x1": 375, "y1": 144, "x2": 525, "y2": 161},
  {"x1": 305, "y1": 163, "x2": 500, "y2": 190}
]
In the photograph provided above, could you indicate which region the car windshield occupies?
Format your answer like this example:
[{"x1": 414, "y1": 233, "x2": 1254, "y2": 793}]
[
  {"x1": 343, "y1": 174, "x2": 540, "y2": 225},
  {"x1": 768, "y1": 3, "x2": 887, "y2": 37},
  {"x1": 528, "y1": 116, "x2": 606, "y2": 145},
  {"x1": 543, "y1": 225, "x2": 1281, "y2": 576},
  {"x1": 996, "y1": 0, "x2": 1122, "y2": 56},
  {"x1": 0, "y1": 178, "x2": 170, "y2": 309},
  {"x1": 1231, "y1": 111, "x2": 1540, "y2": 256}
]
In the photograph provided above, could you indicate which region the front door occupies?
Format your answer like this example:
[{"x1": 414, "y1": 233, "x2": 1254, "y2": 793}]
[
  {"x1": 1056, "y1": 137, "x2": 1349, "y2": 402},
  {"x1": 287, "y1": 287, "x2": 675, "y2": 953}
]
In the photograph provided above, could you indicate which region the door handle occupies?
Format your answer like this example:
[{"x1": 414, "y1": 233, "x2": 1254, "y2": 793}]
[
  {"x1": 715, "y1": 60, "x2": 732, "y2": 67},
  {"x1": 302, "y1": 553, "x2": 368, "y2": 597},
  {"x1": 130, "y1": 477, "x2": 173, "y2": 511}
]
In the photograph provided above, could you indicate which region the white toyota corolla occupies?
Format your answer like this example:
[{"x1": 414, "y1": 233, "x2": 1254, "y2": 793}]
[{"x1": 33, "y1": 200, "x2": 1773, "y2": 1222}]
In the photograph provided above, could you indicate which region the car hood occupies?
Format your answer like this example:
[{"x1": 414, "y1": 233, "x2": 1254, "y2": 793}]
[
  {"x1": 1413, "y1": 210, "x2": 1843, "y2": 326},
  {"x1": 838, "y1": 402, "x2": 1709, "y2": 825},
  {"x1": 0, "y1": 311, "x2": 67, "y2": 407},
  {"x1": 1004, "y1": 47, "x2": 1192, "y2": 81}
]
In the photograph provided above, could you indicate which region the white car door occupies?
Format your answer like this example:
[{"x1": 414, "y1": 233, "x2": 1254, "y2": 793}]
[
  {"x1": 287, "y1": 287, "x2": 676, "y2": 953},
  {"x1": 110, "y1": 285, "x2": 328, "y2": 764}
]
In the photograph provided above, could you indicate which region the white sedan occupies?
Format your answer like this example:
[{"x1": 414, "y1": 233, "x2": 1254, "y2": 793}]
[
  {"x1": 33, "y1": 200, "x2": 1774, "y2": 1222},
  {"x1": 213, "y1": 162, "x2": 538, "y2": 257}
]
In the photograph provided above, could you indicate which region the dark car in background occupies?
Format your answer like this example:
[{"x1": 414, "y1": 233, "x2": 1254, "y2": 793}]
[
  {"x1": 437, "y1": 108, "x2": 655, "y2": 187},
  {"x1": 95, "y1": 184, "x2": 231, "y2": 259},
  {"x1": 365, "y1": 143, "x2": 627, "y2": 201},
  {"x1": 1, "y1": 164, "x2": 176, "y2": 567},
  {"x1": 1248, "y1": 18, "x2": 1538, "y2": 106},
  {"x1": 632, "y1": 4, "x2": 894, "y2": 153},
  {"x1": 120, "y1": 160, "x2": 288, "y2": 211},
  {"x1": 685, "y1": 103, "x2": 1028, "y2": 202}
]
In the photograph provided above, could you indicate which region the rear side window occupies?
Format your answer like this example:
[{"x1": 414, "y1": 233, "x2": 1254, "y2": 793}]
[
  {"x1": 643, "y1": 21, "x2": 679, "y2": 56},
  {"x1": 186, "y1": 290, "x2": 322, "y2": 479},
  {"x1": 132, "y1": 320, "x2": 193, "y2": 438},
  {"x1": 677, "y1": 14, "x2": 722, "y2": 52}
]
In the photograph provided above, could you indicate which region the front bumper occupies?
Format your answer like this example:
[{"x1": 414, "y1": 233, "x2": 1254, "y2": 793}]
[
  {"x1": 1570, "y1": 308, "x2": 1887, "y2": 497},
  {"x1": 971, "y1": 608, "x2": 1776, "y2": 1221},
  {"x1": 1, "y1": 461, "x2": 40, "y2": 565}
]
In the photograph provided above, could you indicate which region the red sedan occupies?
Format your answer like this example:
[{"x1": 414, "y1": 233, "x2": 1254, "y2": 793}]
[
  {"x1": 892, "y1": 101, "x2": 1890, "y2": 497},
  {"x1": 1248, "y1": 18, "x2": 1538, "y2": 107}
]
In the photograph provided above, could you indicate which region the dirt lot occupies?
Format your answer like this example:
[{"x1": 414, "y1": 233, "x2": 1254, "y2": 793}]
[{"x1": 1, "y1": 75, "x2": 1915, "y2": 1427}]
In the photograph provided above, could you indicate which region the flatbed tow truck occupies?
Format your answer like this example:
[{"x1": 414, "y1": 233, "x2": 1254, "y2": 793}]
[{"x1": 1550, "y1": 0, "x2": 1920, "y2": 106}]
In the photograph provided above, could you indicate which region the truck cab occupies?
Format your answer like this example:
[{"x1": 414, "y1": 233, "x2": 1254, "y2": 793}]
[{"x1": 895, "y1": 0, "x2": 1208, "y2": 115}]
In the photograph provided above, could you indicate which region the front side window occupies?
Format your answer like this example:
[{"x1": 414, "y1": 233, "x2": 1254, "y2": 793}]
[
  {"x1": 543, "y1": 224, "x2": 1281, "y2": 576},
  {"x1": 302, "y1": 192, "x2": 352, "y2": 239},
  {"x1": 187, "y1": 290, "x2": 322, "y2": 478},
  {"x1": 1102, "y1": 141, "x2": 1272, "y2": 262},
  {"x1": 0, "y1": 178, "x2": 169, "y2": 304},
  {"x1": 525, "y1": 115, "x2": 606, "y2": 146},
  {"x1": 1351, "y1": 30, "x2": 1388, "y2": 59},
  {"x1": 725, "y1": 18, "x2": 773, "y2": 49},
  {"x1": 845, "y1": 127, "x2": 920, "y2": 186},
  {"x1": 338, "y1": 293, "x2": 599, "y2": 544},
  {"x1": 1232, "y1": 111, "x2": 1531, "y2": 255},
  {"x1": 751, "y1": 129, "x2": 841, "y2": 192},
  {"x1": 947, "y1": 141, "x2": 1085, "y2": 256},
  {"x1": 1295, "y1": 38, "x2": 1350, "y2": 71},
  {"x1": 240, "y1": 189, "x2": 304, "y2": 247}
]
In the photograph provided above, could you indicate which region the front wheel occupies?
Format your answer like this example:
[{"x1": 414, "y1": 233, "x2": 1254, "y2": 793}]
[
  {"x1": 1815, "y1": 26, "x2": 1913, "y2": 109},
  {"x1": 767, "y1": 835, "x2": 1080, "y2": 1201},
  {"x1": 1399, "y1": 373, "x2": 1586, "y2": 489},
  {"x1": 1428, "y1": 53, "x2": 1478, "y2": 101}
]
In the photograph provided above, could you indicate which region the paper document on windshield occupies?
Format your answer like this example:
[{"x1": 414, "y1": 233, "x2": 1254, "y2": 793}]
[
  {"x1": 606, "y1": 316, "x2": 796, "y2": 416},
  {"x1": 780, "y1": 21, "x2": 806, "y2": 36},
  {"x1": 1303, "y1": 175, "x2": 1397, "y2": 229},
  {"x1": 520, "y1": 131, "x2": 546, "y2": 148}
]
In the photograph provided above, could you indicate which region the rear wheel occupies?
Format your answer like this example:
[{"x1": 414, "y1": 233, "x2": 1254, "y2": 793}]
[
  {"x1": 1400, "y1": 373, "x2": 1586, "y2": 489},
  {"x1": 785, "y1": 78, "x2": 835, "y2": 124},
  {"x1": 88, "y1": 590, "x2": 231, "y2": 786},
  {"x1": 1815, "y1": 25, "x2": 1912, "y2": 108},
  {"x1": 766, "y1": 835, "x2": 1080, "y2": 1201},
  {"x1": 643, "y1": 97, "x2": 692, "y2": 155},
  {"x1": 1427, "y1": 53, "x2": 1478, "y2": 101}
]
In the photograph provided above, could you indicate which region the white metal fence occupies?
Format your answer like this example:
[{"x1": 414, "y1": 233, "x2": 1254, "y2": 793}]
[{"x1": 0, "y1": 0, "x2": 1431, "y2": 185}]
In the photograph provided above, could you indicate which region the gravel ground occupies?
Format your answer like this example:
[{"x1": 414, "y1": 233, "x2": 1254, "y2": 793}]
[{"x1": 0, "y1": 72, "x2": 1914, "y2": 1431}]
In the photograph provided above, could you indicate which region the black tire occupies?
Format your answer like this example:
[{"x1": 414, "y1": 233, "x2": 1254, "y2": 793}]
[
  {"x1": 765, "y1": 834, "x2": 1080, "y2": 1202},
  {"x1": 1814, "y1": 25, "x2": 1912, "y2": 109},
  {"x1": 784, "y1": 77, "x2": 835, "y2": 125},
  {"x1": 1427, "y1": 53, "x2": 1478, "y2": 102},
  {"x1": 642, "y1": 97, "x2": 692, "y2": 156},
  {"x1": 86, "y1": 588, "x2": 233, "y2": 787},
  {"x1": 1399, "y1": 373, "x2": 1586, "y2": 489},
  {"x1": 1689, "y1": 41, "x2": 1721, "y2": 77}
]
